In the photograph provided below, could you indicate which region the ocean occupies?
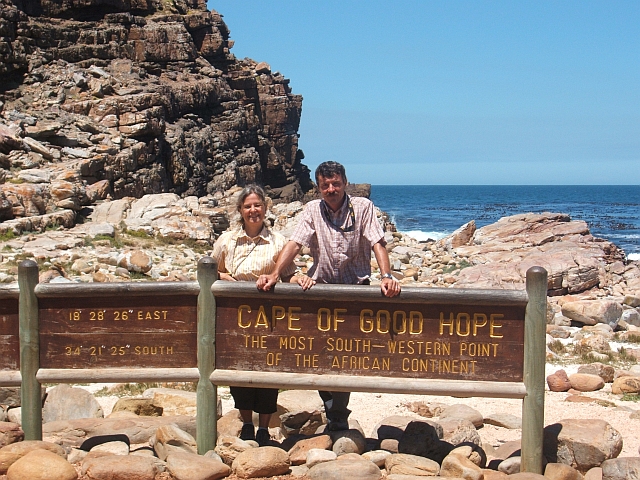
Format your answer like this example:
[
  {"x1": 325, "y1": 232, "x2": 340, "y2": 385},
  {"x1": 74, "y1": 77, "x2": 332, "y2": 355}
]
[{"x1": 370, "y1": 185, "x2": 640, "y2": 260}]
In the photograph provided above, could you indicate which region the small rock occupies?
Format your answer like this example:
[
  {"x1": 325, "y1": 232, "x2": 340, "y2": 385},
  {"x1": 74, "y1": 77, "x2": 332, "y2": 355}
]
[
  {"x1": 544, "y1": 462, "x2": 583, "y2": 480},
  {"x1": 166, "y1": 450, "x2": 231, "y2": 480},
  {"x1": 288, "y1": 435, "x2": 332, "y2": 465},
  {"x1": 440, "y1": 452, "x2": 484, "y2": 480},
  {"x1": 385, "y1": 452, "x2": 440, "y2": 476},
  {"x1": 331, "y1": 429, "x2": 366, "y2": 456},
  {"x1": 569, "y1": 373, "x2": 605, "y2": 392},
  {"x1": 611, "y1": 376, "x2": 640, "y2": 394},
  {"x1": 306, "y1": 448, "x2": 337, "y2": 468},
  {"x1": 483, "y1": 413, "x2": 522, "y2": 429},
  {"x1": 6, "y1": 448, "x2": 76, "y2": 480},
  {"x1": 547, "y1": 370, "x2": 571, "y2": 392},
  {"x1": 231, "y1": 446, "x2": 290, "y2": 478}
]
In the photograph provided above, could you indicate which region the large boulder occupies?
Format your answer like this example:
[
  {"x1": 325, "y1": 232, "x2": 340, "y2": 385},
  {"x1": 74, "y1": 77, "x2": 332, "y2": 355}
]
[
  {"x1": 561, "y1": 300, "x2": 623, "y2": 328},
  {"x1": 42, "y1": 385, "x2": 103, "y2": 423},
  {"x1": 611, "y1": 376, "x2": 640, "y2": 394},
  {"x1": 544, "y1": 419, "x2": 623, "y2": 473},
  {"x1": 568, "y1": 373, "x2": 605, "y2": 392}
]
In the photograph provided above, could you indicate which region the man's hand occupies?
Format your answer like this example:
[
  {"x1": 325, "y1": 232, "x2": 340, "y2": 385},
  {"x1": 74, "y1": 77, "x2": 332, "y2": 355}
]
[
  {"x1": 295, "y1": 274, "x2": 316, "y2": 291},
  {"x1": 256, "y1": 273, "x2": 278, "y2": 291},
  {"x1": 380, "y1": 276, "x2": 401, "y2": 297}
]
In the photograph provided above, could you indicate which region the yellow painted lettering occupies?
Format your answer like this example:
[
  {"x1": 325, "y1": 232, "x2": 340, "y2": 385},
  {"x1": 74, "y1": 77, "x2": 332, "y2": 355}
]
[
  {"x1": 490, "y1": 314, "x2": 504, "y2": 338},
  {"x1": 360, "y1": 309, "x2": 374, "y2": 333},
  {"x1": 288, "y1": 306, "x2": 301, "y2": 331},
  {"x1": 456, "y1": 313, "x2": 470, "y2": 336},
  {"x1": 409, "y1": 311, "x2": 423, "y2": 334},
  {"x1": 473, "y1": 313, "x2": 487, "y2": 335},
  {"x1": 440, "y1": 312, "x2": 454, "y2": 335},
  {"x1": 238, "y1": 305, "x2": 251, "y2": 328},
  {"x1": 255, "y1": 306, "x2": 269, "y2": 328},
  {"x1": 317, "y1": 308, "x2": 331, "y2": 332},
  {"x1": 377, "y1": 310, "x2": 390, "y2": 334},
  {"x1": 393, "y1": 310, "x2": 406, "y2": 334}
]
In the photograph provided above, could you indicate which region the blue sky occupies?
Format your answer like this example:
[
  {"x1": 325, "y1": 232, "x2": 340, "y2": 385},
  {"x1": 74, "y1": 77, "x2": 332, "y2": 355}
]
[{"x1": 208, "y1": 1, "x2": 639, "y2": 185}]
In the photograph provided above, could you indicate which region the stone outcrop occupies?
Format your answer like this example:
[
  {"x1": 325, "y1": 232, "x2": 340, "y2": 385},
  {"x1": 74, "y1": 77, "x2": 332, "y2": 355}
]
[
  {"x1": 449, "y1": 213, "x2": 625, "y2": 295},
  {"x1": 0, "y1": 0, "x2": 313, "y2": 233}
]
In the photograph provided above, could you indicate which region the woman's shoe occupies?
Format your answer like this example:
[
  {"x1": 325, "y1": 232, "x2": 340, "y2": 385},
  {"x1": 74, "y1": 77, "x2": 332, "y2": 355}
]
[
  {"x1": 256, "y1": 428, "x2": 270, "y2": 446},
  {"x1": 240, "y1": 424, "x2": 255, "y2": 441}
]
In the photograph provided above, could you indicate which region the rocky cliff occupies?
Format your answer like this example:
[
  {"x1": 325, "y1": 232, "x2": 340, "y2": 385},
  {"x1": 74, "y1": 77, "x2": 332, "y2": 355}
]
[{"x1": 0, "y1": 0, "x2": 313, "y2": 227}]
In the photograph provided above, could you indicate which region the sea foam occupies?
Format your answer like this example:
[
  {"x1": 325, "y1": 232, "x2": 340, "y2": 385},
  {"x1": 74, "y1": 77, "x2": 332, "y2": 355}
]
[{"x1": 401, "y1": 230, "x2": 447, "y2": 242}]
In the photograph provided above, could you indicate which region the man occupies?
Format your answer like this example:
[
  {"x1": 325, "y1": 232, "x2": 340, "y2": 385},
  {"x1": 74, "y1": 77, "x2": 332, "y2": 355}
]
[{"x1": 257, "y1": 161, "x2": 400, "y2": 431}]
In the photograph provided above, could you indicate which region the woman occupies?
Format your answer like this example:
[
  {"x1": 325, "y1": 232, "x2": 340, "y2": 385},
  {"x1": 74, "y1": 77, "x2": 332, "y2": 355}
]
[{"x1": 211, "y1": 184, "x2": 296, "y2": 446}]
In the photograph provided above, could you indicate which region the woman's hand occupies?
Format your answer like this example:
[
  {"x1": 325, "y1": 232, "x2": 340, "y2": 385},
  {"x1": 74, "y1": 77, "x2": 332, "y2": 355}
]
[{"x1": 218, "y1": 272, "x2": 237, "y2": 282}]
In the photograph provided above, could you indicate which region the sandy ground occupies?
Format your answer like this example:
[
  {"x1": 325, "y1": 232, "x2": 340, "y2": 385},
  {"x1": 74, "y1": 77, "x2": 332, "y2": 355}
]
[
  {"x1": 343, "y1": 363, "x2": 640, "y2": 459},
  {"x1": 345, "y1": 388, "x2": 640, "y2": 458}
]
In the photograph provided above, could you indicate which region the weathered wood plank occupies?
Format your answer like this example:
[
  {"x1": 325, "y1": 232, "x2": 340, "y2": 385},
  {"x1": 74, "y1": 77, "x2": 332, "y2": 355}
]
[
  {"x1": 0, "y1": 371, "x2": 21, "y2": 387},
  {"x1": 209, "y1": 369, "x2": 527, "y2": 398},
  {"x1": 37, "y1": 367, "x2": 200, "y2": 383},
  {"x1": 36, "y1": 281, "x2": 199, "y2": 298},
  {"x1": 211, "y1": 281, "x2": 529, "y2": 306}
]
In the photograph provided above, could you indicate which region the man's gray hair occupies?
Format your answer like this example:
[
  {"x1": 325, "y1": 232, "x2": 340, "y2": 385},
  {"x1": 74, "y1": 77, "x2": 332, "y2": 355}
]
[{"x1": 315, "y1": 161, "x2": 347, "y2": 183}]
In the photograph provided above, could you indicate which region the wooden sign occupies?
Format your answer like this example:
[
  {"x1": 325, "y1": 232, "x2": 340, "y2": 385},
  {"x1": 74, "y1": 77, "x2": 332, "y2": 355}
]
[
  {"x1": 215, "y1": 292, "x2": 526, "y2": 382},
  {"x1": 38, "y1": 295, "x2": 197, "y2": 369},
  {"x1": 0, "y1": 297, "x2": 19, "y2": 371}
]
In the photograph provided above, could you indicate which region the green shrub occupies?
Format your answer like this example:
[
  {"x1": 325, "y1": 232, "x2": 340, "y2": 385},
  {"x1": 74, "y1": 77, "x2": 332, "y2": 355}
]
[
  {"x1": 547, "y1": 339, "x2": 567, "y2": 355},
  {"x1": 617, "y1": 346, "x2": 639, "y2": 364},
  {"x1": 124, "y1": 229, "x2": 152, "y2": 239},
  {"x1": 0, "y1": 230, "x2": 15, "y2": 241}
]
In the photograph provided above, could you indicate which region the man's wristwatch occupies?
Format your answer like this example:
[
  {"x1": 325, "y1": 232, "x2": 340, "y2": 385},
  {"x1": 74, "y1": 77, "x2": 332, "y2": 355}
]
[{"x1": 381, "y1": 273, "x2": 394, "y2": 280}]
